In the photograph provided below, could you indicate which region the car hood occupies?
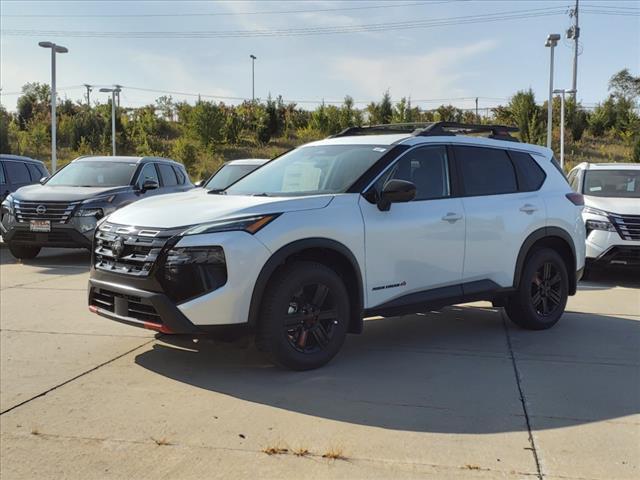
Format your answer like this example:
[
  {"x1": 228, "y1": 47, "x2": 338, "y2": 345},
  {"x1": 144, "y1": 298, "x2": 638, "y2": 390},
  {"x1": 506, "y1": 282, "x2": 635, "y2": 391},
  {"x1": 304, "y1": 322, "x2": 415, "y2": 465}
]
[
  {"x1": 584, "y1": 195, "x2": 640, "y2": 216},
  {"x1": 11, "y1": 184, "x2": 131, "y2": 202},
  {"x1": 107, "y1": 189, "x2": 335, "y2": 228}
]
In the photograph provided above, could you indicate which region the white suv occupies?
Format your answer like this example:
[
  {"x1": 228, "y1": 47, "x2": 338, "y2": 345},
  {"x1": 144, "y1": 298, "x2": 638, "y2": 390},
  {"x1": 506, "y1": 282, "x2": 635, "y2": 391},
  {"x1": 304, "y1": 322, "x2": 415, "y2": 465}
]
[
  {"x1": 88, "y1": 123, "x2": 586, "y2": 370},
  {"x1": 567, "y1": 162, "x2": 639, "y2": 273}
]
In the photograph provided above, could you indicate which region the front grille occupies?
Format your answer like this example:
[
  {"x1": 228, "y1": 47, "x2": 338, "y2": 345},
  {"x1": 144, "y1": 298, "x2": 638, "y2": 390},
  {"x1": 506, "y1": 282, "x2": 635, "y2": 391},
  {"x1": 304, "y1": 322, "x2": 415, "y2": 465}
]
[
  {"x1": 90, "y1": 288, "x2": 162, "y2": 323},
  {"x1": 12, "y1": 230, "x2": 77, "y2": 244},
  {"x1": 609, "y1": 213, "x2": 640, "y2": 241},
  {"x1": 94, "y1": 223, "x2": 172, "y2": 276},
  {"x1": 14, "y1": 200, "x2": 79, "y2": 224}
]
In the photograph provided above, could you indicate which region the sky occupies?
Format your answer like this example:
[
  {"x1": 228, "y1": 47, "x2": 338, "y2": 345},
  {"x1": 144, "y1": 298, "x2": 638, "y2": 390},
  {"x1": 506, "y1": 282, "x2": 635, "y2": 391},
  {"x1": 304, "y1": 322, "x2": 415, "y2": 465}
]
[{"x1": 0, "y1": 0, "x2": 638, "y2": 113}]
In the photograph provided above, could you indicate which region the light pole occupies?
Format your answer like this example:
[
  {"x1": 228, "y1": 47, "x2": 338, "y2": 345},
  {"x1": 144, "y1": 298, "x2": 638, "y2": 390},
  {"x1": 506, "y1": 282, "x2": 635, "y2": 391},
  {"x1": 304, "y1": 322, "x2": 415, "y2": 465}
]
[
  {"x1": 545, "y1": 34, "x2": 560, "y2": 149},
  {"x1": 250, "y1": 54, "x2": 257, "y2": 102},
  {"x1": 38, "y1": 41, "x2": 68, "y2": 173},
  {"x1": 553, "y1": 88, "x2": 576, "y2": 170},
  {"x1": 99, "y1": 87, "x2": 121, "y2": 156}
]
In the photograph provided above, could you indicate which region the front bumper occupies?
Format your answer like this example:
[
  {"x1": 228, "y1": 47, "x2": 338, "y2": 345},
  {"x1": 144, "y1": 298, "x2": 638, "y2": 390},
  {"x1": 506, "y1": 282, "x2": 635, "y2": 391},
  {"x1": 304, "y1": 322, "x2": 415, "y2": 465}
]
[
  {"x1": 585, "y1": 229, "x2": 640, "y2": 267},
  {"x1": 1, "y1": 214, "x2": 95, "y2": 248},
  {"x1": 88, "y1": 278, "x2": 200, "y2": 334}
]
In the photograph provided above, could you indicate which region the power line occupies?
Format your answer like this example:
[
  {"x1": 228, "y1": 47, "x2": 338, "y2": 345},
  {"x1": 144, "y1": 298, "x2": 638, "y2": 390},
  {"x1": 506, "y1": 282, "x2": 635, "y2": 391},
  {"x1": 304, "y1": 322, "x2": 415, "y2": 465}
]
[
  {"x1": 1, "y1": 1, "x2": 461, "y2": 18},
  {"x1": 1, "y1": 7, "x2": 571, "y2": 39}
]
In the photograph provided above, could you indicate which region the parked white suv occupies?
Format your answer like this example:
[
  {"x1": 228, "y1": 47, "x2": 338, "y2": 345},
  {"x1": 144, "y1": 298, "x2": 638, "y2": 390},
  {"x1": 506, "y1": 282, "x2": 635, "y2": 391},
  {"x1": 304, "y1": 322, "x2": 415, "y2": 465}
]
[
  {"x1": 88, "y1": 123, "x2": 586, "y2": 370},
  {"x1": 567, "y1": 162, "x2": 639, "y2": 273}
]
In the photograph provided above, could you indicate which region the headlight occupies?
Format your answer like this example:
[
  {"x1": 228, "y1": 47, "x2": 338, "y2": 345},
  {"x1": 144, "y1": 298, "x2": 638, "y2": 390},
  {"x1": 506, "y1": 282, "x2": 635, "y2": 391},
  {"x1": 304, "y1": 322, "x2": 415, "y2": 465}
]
[
  {"x1": 1, "y1": 195, "x2": 13, "y2": 215},
  {"x1": 82, "y1": 195, "x2": 115, "y2": 204},
  {"x1": 583, "y1": 206, "x2": 609, "y2": 217},
  {"x1": 158, "y1": 246, "x2": 227, "y2": 303},
  {"x1": 75, "y1": 208, "x2": 104, "y2": 218},
  {"x1": 586, "y1": 219, "x2": 616, "y2": 234},
  {"x1": 180, "y1": 214, "x2": 278, "y2": 236}
]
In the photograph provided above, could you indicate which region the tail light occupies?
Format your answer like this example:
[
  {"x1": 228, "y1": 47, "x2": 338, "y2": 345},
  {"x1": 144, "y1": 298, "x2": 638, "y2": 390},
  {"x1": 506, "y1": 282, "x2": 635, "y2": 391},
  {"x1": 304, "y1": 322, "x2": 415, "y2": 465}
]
[{"x1": 565, "y1": 192, "x2": 584, "y2": 206}]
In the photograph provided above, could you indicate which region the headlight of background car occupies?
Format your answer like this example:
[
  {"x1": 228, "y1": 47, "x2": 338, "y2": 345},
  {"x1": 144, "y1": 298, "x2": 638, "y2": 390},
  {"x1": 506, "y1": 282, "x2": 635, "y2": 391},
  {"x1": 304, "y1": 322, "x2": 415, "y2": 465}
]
[
  {"x1": 585, "y1": 219, "x2": 616, "y2": 236},
  {"x1": 583, "y1": 206, "x2": 609, "y2": 217},
  {"x1": 75, "y1": 208, "x2": 104, "y2": 218},
  {"x1": 1, "y1": 195, "x2": 14, "y2": 216},
  {"x1": 157, "y1": 246, "x2": 227, "y2": 303},
  {"x1": 180, "y1": 214, "x2": 278, "y2": 236}
]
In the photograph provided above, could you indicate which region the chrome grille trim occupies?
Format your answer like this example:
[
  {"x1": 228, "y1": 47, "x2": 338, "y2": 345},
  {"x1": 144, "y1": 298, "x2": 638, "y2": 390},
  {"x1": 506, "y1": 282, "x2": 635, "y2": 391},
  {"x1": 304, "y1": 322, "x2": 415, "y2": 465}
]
[
  {"x1": 609, "y1": 213, "x2": 640, "y2": 241},
  {"x1": 14, "y1": 200, "x2": 80, "y2": 224}
]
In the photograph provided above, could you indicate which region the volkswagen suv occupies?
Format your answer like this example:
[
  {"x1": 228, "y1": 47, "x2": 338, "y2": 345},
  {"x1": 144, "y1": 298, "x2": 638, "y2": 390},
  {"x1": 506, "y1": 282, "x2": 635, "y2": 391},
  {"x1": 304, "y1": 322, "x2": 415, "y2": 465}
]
[
  {"x1": 1, "y1": 155, "x2": 192, "y2": 259},
  {"x1": 88, "y1": 123, "x2": 586, "y2": 370}
]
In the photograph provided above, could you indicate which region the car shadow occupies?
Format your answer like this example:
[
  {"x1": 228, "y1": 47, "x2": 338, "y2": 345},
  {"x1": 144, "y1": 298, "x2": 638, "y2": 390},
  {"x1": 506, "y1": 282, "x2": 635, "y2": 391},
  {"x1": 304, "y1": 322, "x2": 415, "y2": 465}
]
[
  {"x1": 134, "y1": 305, "x2": 639, "y2": 434},
  {"x1": 0, "y1": 247, "x2": 90, "y2": 274}
]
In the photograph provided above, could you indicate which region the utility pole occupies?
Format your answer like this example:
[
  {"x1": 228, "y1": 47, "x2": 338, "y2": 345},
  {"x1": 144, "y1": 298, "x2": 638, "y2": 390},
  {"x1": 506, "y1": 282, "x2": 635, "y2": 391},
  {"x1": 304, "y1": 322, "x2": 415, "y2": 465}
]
[
  {"x1": 553, "y1": 88, "x2": 576, "y2": 169},
  {"x1": 545, "y1": 34, "x2": 561, "y2": 149},
  {"x1": 475, "y1": 97, "x2": 479, "y2": 123},
  {"x1": 83, "y1": 84, "x2": 92, "y2": 105},
  {"x1": 114, "y1": 85, "x2": 122, "y2": 107},
  {"x1": 99, "y1": 87, "x2": 121, "y2": 156},
  {"x1": 567, "y1": 0, "x2": 580, "y2": 98},
  {"x1": 250, "y1": 54, "x2": 257, "y2": 102}
]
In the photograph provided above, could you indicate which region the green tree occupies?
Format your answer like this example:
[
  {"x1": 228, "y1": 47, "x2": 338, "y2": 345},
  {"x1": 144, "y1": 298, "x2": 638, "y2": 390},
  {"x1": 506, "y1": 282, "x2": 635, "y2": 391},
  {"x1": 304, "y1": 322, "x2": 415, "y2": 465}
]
[
  {"x1": 16, "y1": 83, "x2": 50, "y2": 129},
  {"x1": 190, "y1": 101, "x2": 225, "y2": 146},
  {"x1": 0, "y1": 105, "x2": 11, "y2": 153}
]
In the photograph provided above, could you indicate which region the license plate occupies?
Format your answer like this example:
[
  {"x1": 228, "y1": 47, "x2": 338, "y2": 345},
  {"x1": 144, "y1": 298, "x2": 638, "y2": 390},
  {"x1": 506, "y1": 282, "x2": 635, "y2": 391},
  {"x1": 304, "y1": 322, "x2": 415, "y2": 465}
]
[{"x1": 29, "y1": 220, "x2": 51, "y2": 232}]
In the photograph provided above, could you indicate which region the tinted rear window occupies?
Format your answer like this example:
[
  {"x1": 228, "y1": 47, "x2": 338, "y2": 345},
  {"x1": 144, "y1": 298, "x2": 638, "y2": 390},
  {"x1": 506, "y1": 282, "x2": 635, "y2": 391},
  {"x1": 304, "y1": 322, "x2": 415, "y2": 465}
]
[
  {"x1": 159, "y1": 164, "x2": 178, "y2": 186},
  {"x1": 26, "y1": 164, "x2": 43, "y2": 182},
  {"x1": 510, "y1": 151, "x2": 546, "y2": 191},
  {"x1": 5, "y1": 161, "x2": 31, "y2": 184},
  {"x1": 455, "y1": 146, "x2": 517, "y2": 196},
  {"x1": 173, "y1": 166, "x2": 186, "y2": 185}
]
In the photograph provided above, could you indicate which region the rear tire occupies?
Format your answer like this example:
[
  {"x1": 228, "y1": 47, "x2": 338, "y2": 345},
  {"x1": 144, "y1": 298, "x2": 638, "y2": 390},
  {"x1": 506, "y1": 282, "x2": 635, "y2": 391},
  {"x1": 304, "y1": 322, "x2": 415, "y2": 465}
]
[
  {"x1": 8, "y1": 243, "x2": 41, "y2": 260},
  {"x1": 505, "y1": 248, "x2": 568, "y2": 330},
  {"x1": 256, "y1": 261, "x2": 350, "y2": 371}
]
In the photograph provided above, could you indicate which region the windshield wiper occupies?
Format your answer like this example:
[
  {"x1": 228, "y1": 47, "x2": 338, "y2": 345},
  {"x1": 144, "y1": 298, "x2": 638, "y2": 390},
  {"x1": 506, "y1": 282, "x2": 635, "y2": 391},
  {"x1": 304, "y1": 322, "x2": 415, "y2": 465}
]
[
  {"x1": 207, "y1": 189, "x2": 227, "y2": 195},
  {"x1": 252, "y1": 192, "x2": 271, "y2": 197}
]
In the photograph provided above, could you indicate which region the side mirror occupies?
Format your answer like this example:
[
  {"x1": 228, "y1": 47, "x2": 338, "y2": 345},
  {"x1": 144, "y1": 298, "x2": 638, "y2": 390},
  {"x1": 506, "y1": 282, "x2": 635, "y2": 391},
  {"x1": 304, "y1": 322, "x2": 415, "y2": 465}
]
[
  {"x1": 194, "y1": 180, "x2": 204, "y2": 188},
  {"x1": 39, "y1": 176, "x2": 48, "y2": 185},
  {"x1": 377, "y1": 179, "x2": 416, "y2": 211},
  {"x1": 140, "y1": 179, "x2": 159, "y2": 192}
]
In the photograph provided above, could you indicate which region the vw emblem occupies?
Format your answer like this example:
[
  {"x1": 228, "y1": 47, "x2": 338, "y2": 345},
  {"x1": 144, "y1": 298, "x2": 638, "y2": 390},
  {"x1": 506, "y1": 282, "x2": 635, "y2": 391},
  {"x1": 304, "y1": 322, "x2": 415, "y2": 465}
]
[
  {"x1": 112, "y1": 237, "x2": 125, "y2": 259},
  {"x1": 36, "y1": 204, "x2": 47, "y2": 215}
]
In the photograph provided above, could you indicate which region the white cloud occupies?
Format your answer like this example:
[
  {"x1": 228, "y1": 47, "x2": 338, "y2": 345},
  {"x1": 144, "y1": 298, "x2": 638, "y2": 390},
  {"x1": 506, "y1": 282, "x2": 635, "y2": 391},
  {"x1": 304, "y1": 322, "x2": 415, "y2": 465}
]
[{"x1": 331, "y1": 40, "x2": 498, "y2": 103}]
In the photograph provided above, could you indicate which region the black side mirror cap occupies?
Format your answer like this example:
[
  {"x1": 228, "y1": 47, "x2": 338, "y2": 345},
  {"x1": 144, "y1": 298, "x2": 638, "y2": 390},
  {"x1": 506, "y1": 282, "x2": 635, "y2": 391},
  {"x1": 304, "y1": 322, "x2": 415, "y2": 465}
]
[
  {"x1": 140, "y1": 179, "x2": 159, "y2": 192},
  {"x1": 377, "y1": 179, "x2": 416, "y2": 211}
]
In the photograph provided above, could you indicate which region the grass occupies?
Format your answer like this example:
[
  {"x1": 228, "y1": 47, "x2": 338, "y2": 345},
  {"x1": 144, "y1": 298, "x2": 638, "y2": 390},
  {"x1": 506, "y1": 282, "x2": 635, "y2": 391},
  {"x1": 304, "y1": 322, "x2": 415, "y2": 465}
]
[
  {"x1": 322, "y1": 446, "x2": 347, "y2": 461},
  {"x1": 262, "y1": 445, "x2": 289, "y2": 456},
  {"x1": 292, "y1": 447, "x2": 310, "y2": 457}
]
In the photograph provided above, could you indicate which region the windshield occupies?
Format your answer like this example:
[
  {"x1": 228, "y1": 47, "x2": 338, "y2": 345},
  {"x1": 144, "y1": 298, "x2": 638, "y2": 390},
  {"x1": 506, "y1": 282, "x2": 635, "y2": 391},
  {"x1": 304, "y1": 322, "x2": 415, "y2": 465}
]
[
  {"x1": 226, "y1": 145, "x2": 389, "y2": 196},
  {"x1": 205, "y1": 163, "x2": 262, "y2": 191},
  {"x1": 46, "y1": 161, "x2": 137, "y2": 187},
  {"x1": 583, "y1": 170, "x2": 640, "y2": 198}
]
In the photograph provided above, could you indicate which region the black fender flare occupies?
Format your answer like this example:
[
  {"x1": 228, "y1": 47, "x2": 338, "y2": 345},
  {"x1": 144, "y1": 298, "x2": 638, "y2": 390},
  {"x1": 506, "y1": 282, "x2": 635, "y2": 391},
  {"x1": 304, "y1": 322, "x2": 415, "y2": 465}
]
[
  {"x1": 513, "y1": 226, "x2": 578, "y2": 294},
  {"x1": 247, "y1": 238, "x2": 365, "y2": 333}
]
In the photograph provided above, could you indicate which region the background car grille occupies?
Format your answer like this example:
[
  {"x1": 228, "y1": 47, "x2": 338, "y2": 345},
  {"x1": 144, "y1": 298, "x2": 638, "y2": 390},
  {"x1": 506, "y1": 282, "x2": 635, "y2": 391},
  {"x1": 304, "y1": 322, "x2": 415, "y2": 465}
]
[
  {"x1": 609, "y1": 214, "x2": 640, "y2": 241},
  {"x1": 94, "y1": 223, "x2": 173, "y2": 276},
  {"x1": 14, "y1": 200, "x2": 79, "y2": 224}
]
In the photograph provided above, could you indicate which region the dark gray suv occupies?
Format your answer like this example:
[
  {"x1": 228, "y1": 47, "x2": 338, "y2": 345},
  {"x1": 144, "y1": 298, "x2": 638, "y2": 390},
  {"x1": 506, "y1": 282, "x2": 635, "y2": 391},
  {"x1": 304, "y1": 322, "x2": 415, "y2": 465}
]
[
  {"x1": 1, "y1": 155, "x2": 192, "y2": 259},
  {"x1": 0, "y1": 154, "x2": 49, "y2": 202}
]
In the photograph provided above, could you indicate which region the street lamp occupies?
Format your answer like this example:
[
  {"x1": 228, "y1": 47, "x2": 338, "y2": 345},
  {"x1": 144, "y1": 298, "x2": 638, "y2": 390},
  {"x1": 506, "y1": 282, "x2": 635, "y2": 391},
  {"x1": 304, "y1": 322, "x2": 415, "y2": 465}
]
[
  {"x1": 553, "y1": 88, "x2": 576, "y2": 170},
  {"x1": 38, "y1": 41, "x2": 68, "y2": 173},
  {"x1": 250, "y1": 54, "x2": 257, "y2": 102},
  {"x1": 99, "y1": 86, "x2": 121, "y2": 156},
  {"x1": 545, "y1": 34, "x2": 561, "y2": 149}
]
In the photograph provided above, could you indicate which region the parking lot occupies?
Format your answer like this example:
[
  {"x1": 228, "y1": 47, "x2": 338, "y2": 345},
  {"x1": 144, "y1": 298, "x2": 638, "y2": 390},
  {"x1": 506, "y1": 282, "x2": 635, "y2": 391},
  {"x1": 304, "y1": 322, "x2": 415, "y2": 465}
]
[{"x1": 0, "y1": 247, "x2": 638, "y2": 479}]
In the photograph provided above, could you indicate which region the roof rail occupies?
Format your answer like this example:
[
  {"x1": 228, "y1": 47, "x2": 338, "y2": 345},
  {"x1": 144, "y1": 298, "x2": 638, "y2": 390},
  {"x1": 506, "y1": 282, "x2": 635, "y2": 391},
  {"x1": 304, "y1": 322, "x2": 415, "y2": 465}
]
[
  {"x1": 330, "y1": 123, "x2": 435, "y2": 137},
  {"x1": 416, "y1": 122, "x2": 519, "y2": 142},
  {"x1": 330, "y1": 122, "x2": 520, "y2": 142}
]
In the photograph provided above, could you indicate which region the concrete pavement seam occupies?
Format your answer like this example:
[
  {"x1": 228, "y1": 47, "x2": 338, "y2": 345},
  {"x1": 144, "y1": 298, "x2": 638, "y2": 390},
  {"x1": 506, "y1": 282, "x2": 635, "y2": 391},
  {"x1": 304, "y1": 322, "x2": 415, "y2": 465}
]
[
  {"x1": 501, "y1": 311, "x2": 544, "y2": 480},
  {"x1": 0, "y1": 338, "x2": 154, "y2": 416},
  {"x1": 0, "y1": 328, "x2": 151, "y2": 339}
]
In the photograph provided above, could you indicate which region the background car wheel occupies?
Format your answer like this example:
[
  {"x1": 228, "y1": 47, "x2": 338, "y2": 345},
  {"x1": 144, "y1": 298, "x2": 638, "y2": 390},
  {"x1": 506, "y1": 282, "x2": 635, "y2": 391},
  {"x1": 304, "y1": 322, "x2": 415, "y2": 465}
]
[
  {"x1": 256, "y1": 261, "x2": 350, "y2": 371},
  {"x1": 505, "y1": 248, "x2": 568, "y2": 330},
  {"x1": 8, "y1": 243, "x2": 41, "y2": 260}
]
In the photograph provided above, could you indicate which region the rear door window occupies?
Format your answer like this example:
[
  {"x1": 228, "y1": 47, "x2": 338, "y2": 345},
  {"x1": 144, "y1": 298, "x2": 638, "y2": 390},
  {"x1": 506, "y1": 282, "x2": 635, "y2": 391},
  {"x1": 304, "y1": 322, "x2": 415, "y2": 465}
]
[
  {"x1": 5, "y1": 161, "x2": 31, "y2": 184},
  {"x1": 454, "y1": 146, "x2": 517, "y2": 196},
  {"x1": 26, "y1": 164, "x2": 43, "y2": 182},
  {"x1": 158, "y1": 164, "x2": 178, "y2": 186},
  {"x1": 510, "y1": 151, "x2": 546, "y2": 191},
  {"x1": 172, "y1": 166, "x2": 186, "y2": 185},
  {"x1": 0, "y1": 163, "x2": 6, "y2": 184},
  {"x1": 137, "y1": 163, "x2": 160, "y2": 185}
]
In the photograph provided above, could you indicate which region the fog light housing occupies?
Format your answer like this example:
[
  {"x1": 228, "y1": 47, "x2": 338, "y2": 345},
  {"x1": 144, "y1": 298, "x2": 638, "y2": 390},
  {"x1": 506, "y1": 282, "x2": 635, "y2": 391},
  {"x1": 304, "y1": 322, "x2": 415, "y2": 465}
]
[{"x1": 158, "y1": 246, "x2": 227, "y2": 303}]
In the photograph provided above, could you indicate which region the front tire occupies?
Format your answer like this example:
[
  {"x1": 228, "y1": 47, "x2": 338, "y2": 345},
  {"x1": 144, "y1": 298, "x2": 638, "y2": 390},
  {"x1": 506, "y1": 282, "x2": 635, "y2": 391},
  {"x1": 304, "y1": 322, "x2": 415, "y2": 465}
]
[
  {"x1": 256, "y1": 261, "x2": 350, "y2": 370},
  {"x1": 505, "y1": 248, "x2": 568, "y2": 330},
  {"x1": 8, "y1": 243, "x2": 41, "y2": 260}
]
